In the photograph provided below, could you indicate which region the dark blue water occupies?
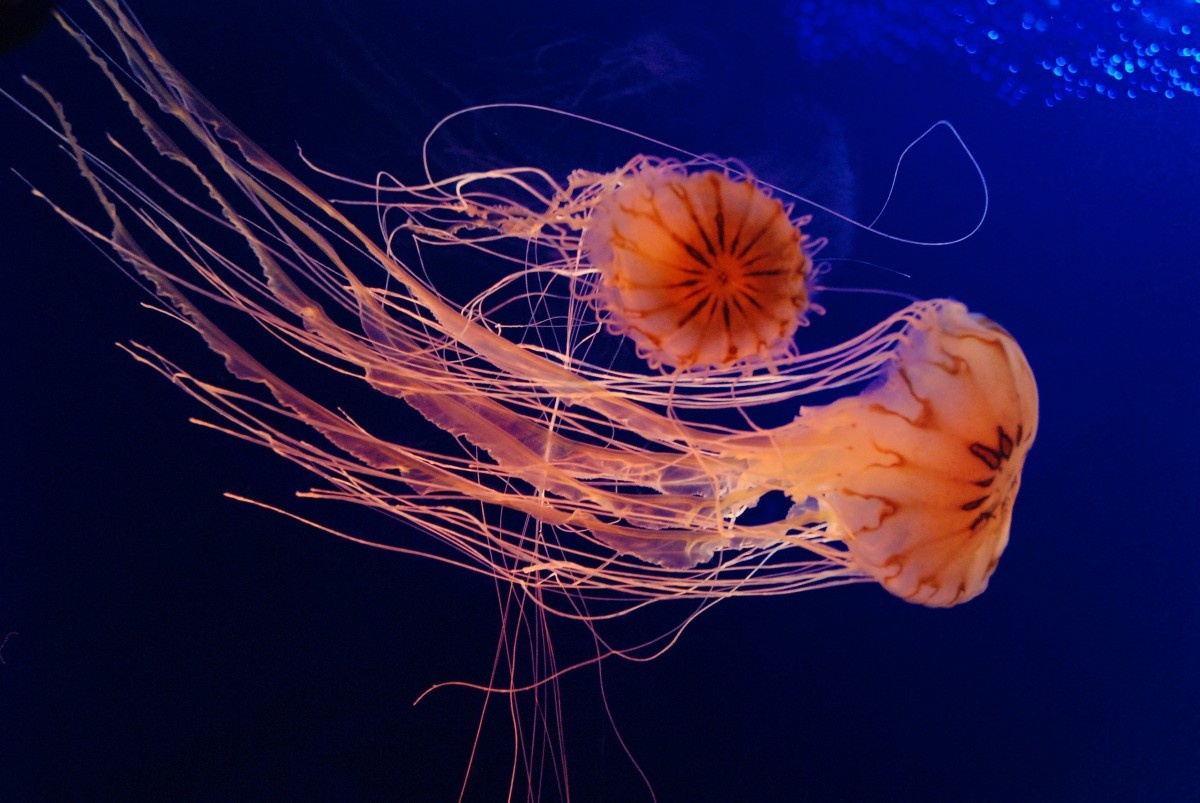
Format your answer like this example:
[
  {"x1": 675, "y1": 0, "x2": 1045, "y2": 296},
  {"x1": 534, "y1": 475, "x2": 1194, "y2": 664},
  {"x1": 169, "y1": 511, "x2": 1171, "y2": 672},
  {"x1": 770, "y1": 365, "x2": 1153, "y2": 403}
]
[{"x1": 3, "y1": 2, "x2": 1197, "y2": 800}]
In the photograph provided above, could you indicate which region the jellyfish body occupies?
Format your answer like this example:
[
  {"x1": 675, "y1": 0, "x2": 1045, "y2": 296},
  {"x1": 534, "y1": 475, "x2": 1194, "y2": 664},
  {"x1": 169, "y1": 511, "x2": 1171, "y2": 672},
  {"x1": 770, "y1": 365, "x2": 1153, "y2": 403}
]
[
  {"x1": 583, "y1": 164, "x2": 813, "y2": 371},
  {"x1": 742, "y1": 301, "x2": 1038, "y2": 606},
  {"x1": 827, "y1": 303, "x2": 1037, "y2": 605}
]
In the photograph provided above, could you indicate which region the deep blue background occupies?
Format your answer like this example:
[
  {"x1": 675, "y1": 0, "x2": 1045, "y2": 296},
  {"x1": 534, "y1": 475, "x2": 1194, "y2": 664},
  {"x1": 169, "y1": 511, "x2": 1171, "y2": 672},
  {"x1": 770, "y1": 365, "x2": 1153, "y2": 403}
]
[{"x1": 3, "y1": 1, "x2": 1198, "y2": 800}]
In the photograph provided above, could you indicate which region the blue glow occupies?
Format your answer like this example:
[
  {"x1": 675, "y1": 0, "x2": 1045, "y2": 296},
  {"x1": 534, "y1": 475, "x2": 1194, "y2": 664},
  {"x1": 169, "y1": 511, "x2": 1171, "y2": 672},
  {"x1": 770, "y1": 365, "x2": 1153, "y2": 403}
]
[{"x1": 785, "y1": 0, "x2": 1200, "y2": 104}]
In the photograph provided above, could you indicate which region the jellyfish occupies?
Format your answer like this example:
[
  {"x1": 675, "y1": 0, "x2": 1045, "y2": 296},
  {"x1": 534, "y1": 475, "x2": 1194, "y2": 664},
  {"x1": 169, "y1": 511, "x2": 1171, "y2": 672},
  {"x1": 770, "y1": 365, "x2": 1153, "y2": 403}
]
[
  {"x1": 9, "y1": 0, "x2": 1039, "y2": 609},
  {"x1": 581, "y1": 162, "x2": 817, "y2": 372},
  {"x1": 8, "y1": 0, "x2": 1036, "y2": 795}
]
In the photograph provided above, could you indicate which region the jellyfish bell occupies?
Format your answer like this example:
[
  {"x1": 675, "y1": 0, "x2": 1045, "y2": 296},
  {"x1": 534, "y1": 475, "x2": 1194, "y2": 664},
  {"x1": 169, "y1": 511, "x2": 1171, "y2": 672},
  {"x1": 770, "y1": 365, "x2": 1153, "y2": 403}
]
[
  {"x1": 581, "y1": 159, "x2": 817, "y2": 372},
  {"x1": 729, "y1": 301, "x2": 1039, "y2": 606},
  {"x1": 828, "y1": 304, "x2": 1038, "y2": 605}
]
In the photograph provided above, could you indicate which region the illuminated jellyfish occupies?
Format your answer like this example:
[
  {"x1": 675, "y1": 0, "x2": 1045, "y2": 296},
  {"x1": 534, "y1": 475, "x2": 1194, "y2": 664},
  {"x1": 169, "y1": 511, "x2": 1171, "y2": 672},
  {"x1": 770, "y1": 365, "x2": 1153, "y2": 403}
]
[
  {"x1": 581, "y1": 162, "x2": 816, "y2": 372},
  {"x1": 11, "y1": 0, "x2": 1038, "y2": 614},
  {"x1": 10, "y1": 1, "x2": 1036, "y2": 791}
]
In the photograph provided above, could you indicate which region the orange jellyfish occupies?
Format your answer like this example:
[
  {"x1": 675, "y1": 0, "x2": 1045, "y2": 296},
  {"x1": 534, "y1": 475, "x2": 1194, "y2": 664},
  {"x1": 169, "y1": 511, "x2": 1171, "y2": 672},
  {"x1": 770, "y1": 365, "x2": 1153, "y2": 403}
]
[
  {"x1": 11, "y1": 0, "x2": 1037, "y2": 610},
  {"x1": 583, "y1": 163, "x2": 816, "y2": 372},
  {"x1": 8, "y1": 0, "x2": 1037, "y2": 795}
]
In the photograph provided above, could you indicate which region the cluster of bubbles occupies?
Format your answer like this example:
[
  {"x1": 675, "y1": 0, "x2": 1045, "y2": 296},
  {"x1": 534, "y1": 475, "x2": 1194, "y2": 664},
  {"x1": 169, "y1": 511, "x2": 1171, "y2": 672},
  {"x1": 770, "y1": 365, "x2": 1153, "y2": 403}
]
[{"x1": 786, "y1": 0, "x2": 1200, "y2": 105}]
